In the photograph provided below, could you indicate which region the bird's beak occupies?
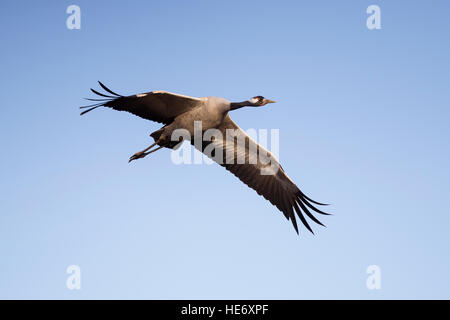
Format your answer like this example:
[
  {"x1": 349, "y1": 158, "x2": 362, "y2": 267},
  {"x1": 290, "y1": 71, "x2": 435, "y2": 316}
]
[{"x1": 264, "y1": 99, "x2": 276, "y2": 104}]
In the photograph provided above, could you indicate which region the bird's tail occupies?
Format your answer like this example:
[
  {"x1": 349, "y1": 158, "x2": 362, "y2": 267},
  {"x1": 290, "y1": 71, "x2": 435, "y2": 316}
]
[
  {"x1": 150, "y1": 127, "x2": 183, "y2": 149},
  {"x1": 79, "y1": 81, "x2": 124, "y2": 115}
]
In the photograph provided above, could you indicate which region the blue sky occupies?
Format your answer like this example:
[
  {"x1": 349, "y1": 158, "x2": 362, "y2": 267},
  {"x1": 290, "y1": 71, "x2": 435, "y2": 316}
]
[{"x1": 0, "y1": 0, "x2": 449, "y2": 299}]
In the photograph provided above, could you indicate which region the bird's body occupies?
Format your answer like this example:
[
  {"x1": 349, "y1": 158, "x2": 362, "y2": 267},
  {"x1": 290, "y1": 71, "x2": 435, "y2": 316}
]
[
  {"x1": 80, "y1": 82, "x2": 330, "y2": 234},
  {"x1": 170, "y1": 96, "x2": 229, "y2": 136}
]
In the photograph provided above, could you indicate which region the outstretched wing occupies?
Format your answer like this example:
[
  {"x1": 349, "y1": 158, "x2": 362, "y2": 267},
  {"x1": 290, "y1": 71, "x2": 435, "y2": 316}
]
[
  {"x1": 80, "y1": 82, "x2": 203, "y2": 124},
  {"x1": 192, "y1": 114, "x2": 330, "y2": 234}
]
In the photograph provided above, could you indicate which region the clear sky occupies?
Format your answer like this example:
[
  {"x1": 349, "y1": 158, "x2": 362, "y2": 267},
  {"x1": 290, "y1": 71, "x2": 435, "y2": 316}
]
[{"x1": 1, "y1": 0, "x2": 449, "y2": 299}]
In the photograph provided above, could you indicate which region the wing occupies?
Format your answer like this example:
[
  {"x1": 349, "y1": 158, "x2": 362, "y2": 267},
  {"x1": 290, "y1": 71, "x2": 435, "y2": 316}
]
[
  {"x1": 192, "y1": 114, "x2": 330, "y2": 234},
  {"x1": 80, "y1": 81, "x2": 203, "y2": 124}
]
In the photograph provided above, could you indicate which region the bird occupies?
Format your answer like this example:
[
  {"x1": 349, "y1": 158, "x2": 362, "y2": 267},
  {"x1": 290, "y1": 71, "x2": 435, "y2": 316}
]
[{"x1": 80, "y1": 81, "x2": 330, "y2": 234}]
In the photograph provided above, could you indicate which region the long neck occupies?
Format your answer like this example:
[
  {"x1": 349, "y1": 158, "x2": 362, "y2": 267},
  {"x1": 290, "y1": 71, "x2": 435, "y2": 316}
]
[{"x1": 229, "y1": 100, "x2": 255, "y2": 111}]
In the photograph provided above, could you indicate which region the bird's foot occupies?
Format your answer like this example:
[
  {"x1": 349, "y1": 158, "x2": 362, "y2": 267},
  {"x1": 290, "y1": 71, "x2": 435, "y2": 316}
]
[
  {"x1": 129, "y1": 151, "x2": 148, "y2": 163},
  {"x1": 128, "y1": 144, "x2": 164, "y2": 163}
]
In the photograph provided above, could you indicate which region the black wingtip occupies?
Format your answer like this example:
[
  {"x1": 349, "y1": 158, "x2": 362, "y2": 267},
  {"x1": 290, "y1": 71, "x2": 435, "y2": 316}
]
[
  {"x1": 300, "y1": 192, "x2": 330, "y2": 206},
  {"x1": 292, "y1": 218, "x2": 299, "y2": 235},
  {"x1": 292, "y1": 201, "x2": 314, "y2": 234},
  {"x1": 80, "y1": 106, "x2": 100, "y2": 116},
  {"x1": 297, "y1": 198, "x2": 325, "y2": 227},
  {"x1": 84, "y1": 97, "x2": 110, "y2": 102},
  {"x1": 98, "y1": 81, "x2": 123, "y2": 97},
  {"x1": 80, "y1": 82, "x2": 122, "y2": 116},
  {"x1": 300, "y1": 195, "x2": 331, "y2": 216},
  {"x1": 90, "y1": 88, "x2": 115, "y2": 98},
  {"x1": 287, "y1": 209, "x2": 299, "y2": 235}
]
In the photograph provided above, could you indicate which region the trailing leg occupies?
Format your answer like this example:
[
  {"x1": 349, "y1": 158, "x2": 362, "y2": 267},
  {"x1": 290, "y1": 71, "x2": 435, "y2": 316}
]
[{"x1": 128, "y1": 141, "x2": 164, "y2": 163}]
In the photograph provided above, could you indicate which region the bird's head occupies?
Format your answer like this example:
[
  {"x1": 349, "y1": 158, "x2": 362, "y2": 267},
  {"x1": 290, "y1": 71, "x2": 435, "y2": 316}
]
[{"x1": 249, "y1": 96, "x2": 276, "y2": 106}]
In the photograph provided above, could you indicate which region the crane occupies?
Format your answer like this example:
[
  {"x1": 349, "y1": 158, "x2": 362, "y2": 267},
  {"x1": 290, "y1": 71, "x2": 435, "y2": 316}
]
[{"x1": 80, "y1": 82, "x2": 330, "y2": 234}]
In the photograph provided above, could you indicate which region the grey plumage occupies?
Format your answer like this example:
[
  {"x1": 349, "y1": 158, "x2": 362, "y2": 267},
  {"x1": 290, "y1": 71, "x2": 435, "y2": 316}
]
[{"x1": 80, "y1": 82, "x2": 330, "y2": 234}]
